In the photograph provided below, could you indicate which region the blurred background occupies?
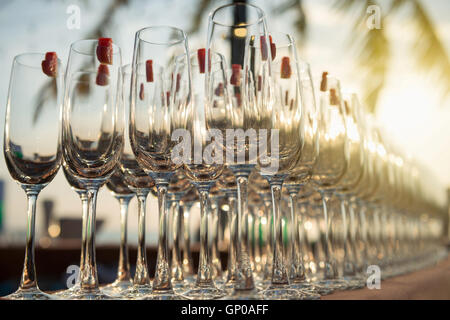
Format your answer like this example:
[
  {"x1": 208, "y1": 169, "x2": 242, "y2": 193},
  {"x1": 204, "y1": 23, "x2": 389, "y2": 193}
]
[{"x1": 0, "y1": 0, "x2": 448, "y2": 293}]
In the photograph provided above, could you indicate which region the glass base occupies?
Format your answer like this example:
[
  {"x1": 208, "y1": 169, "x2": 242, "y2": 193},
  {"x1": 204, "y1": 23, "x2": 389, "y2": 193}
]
[
  {"x1": 53, "y1": 284, "x2": 81, "y2": 299},
  {"x1": 122, "y1": 284, "x2": 153, "y2": 299},
  {"x1": 69, "y1": 288, "x2": 113, "y2": 300},
  {"x1": 4, "y1": 288, "x2": 56, "y2": 300},
  {"x1": 172, "y1": 279, "x2": 193, "y2": 293},
  {"x1": 101, "y1": 279, "x2": 133, "y2": 297},
  {"x1": 255, "y1": 278, "x2": 271, "y2": 291},
  {"x1": 140, "y1": 289, "x2": 185, "y2": 300},
  {"x1": 182, "y1": 286, "x2": 226, "y2": 300},
  {"x1": 221, "y1": 288, "x2": 262, "y2": 300},
  {"x1": 289, "y1": 282, "x2": 322, "y2": 299},
  {"x1": 342, "y1": 276, "x2": 365, "y2": 290},
  {"x1": 220, "y1": 279, "x2": 238, "y2": 293},
  {"x1": 262, "y1": 285, "x2": 304, "y2": 300},
  {"x1": 314, "y1": 278, "x2": 348, "y2": 291}
]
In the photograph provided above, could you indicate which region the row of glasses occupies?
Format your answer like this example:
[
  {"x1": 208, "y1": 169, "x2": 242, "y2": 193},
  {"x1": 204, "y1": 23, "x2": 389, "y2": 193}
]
[{"x1": 3, "y1": 2, "x2": 447, "y2": 300}]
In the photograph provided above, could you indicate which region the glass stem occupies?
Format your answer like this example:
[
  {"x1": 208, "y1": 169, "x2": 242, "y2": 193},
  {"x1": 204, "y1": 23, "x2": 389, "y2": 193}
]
[
  {"x1": 196, "y1": 186, "x2": 214, "y2": 287},
  {"x1": 134, "y1": 189, "x2": 150, "y2": 286},
  {"x1": 72, "y1": 190, "x2": 89, "y2": 287},
  {"x1": 320, "y1": 192, "x2": 337, "y2": 279},
  {"x1": 171, "y1": 196, "x2": 184, "y2": 282},
  {"x1": 19, "y1": 185, "x2": 42, "y2": 290},
  {"x1": 348, "y1": 200, "x2": 362, "y2": 274},
  {"x1": 116, "y1": 195, "x2": 132, "y2": 283},
  {"x1": 262, "y1": 196, "x2": 273, "y2": 281},
  {"x1": 182, "y1": 203, "x2": 194, "y2": 276},
  {"x1": 211, "y1": 198, "x2": 223, "y2": 278},
  {"x1": 339, "y1": 196, "x2": 356, "y2": 277},
  {"x1": 153, "y1": 181, "x2": 172, "y2": 292},
  {"x1": 225, "y1": 191, "x2": 238, "y2": 285},
  {"x1": 234, "y1": 174, "x2": 254, "y2": 290},
  {"x1": 288, "y1": 191, "x2": 306, "y2": 283},
  {"x1": 270, "y1": 180, "x2": 289, "y2": 286},
  {"x1": 358, "y1": 202, "x2": 369, "y2": 271},
  {"x1": 80, "y1": 187, "x2": 99, "y2": 291}
]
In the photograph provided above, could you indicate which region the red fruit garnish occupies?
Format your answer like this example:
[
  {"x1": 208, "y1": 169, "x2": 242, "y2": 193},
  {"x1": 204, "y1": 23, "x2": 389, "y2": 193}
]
[
  {"x1": 146, "y1": 60, "x2": 153, "y2": 82},
  {"x1": 290, "y1": 99, "x2": 294, "y2": 110},
  {"x1": 230, "y1": 64, "x2": 242, "y2": 86},
  {"x1": 269, "y1": 36, "x2": 276, "y2": 61},
  {"x1": 280, "y1": 57, "x2": 292, "y2": 79},
  {"x1": 257, "y1": 75, "x2": 262, "y2": 91},
  {"x1": 45, "y1": 52, "x2": 57, "y2": 62},
  {"x1": 260, "y1": 36, "x2": 268, "y2": 61},
  {"x1": 41, "y1": 52, "x2": 58, "y2": 77},
  {"x1": 96, "y1": 38, "x2": 113, "y2": 65},
  {"x1": 235, "y1": 92, "x2": 242, "y2": 107},
  {"x1": 166, "y1": 91, "x2": 171, "y2": 106},
  {"x1": 320, "y1": 71, "x2": 328, "y2": 92},
  {"x1": 175, "y1": 73, "x2": 181, "y2": 93},
  {"x1": 96, "y1": 64, "x2": 109, "y2": 86},
  {"x1": 139, "y1": 83, "x2": 145, "y2": 101},
  {"x1": 197, "y1": 48, "x2": 206, "y2": 74},
  {"x1": 214, "y1": 82, "x2": 224, "y2": 96},
  {"x1": 285, "y1": 90, "x2": 289, "y2": 106},
  {"x1": 98, "y1": 38, "x2": 112, "y2": 47},
  {"x1": 329, "y1": 88, "x2": 339, "y2": 105}
]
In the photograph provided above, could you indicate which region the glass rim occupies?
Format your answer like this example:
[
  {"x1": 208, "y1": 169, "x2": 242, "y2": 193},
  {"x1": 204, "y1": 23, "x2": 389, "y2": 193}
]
[
  {"x1": 209, "y1": 2, "x2": 266, "y2": 28},
  {"x1": 136, "y1": 25, "x2": 187, "y2": 46},
  {"x1": 14, "y1": 52, "x2": 63, "y2": 71},
  {"x1": 70, "y1": 39, "x2": 122, "y2": 57}
]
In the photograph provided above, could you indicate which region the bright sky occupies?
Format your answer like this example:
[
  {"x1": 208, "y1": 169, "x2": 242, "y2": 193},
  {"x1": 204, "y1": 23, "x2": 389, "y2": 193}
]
[{"x1": 0, "y1": 0, "x2": 448, "y2": 241}]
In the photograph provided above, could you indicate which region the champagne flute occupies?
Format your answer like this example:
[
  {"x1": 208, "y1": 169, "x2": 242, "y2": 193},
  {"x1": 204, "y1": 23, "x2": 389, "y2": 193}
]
[
  {"x1": 120, "y1": 63, "x2": 156, "y2": 298},
  {"x1": 3, "y1": 52, "x2": 63, "y2": 300},
  {"x1": 282, "y1": 58, "x2": 321, "y2": 298},
  {"x1": 309, "y1": 73, "x2": 349, "y2": 291},
  {"x1": 62, "y1": 39, "x2": 123, "y2": 299},
  {"x1": 103, "y1": 168, "x2": 134, "y2": 295},
  {"x1": 180, "y1": 49, "x2": 225, "y2": 299},
  {"x1": 333, "y1": 92, "x2": 366, "y2": 289},
  {"x1": 130, "y1": 26, "x2": 190, "y2": 300},
  {"x1": 257, "y1": 33, "x2": 305, "y2": 300},
  {"x1": 206, "y1": 3, "x2": 272, "y2": 294}
]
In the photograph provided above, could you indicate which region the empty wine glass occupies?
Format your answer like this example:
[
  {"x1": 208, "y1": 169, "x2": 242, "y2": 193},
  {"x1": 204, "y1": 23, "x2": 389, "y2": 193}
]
[
  {"x1": 3, "y1": 52, "x2": 63, "y2": 300},
  {"x1": 206, "y1": 3, "x2": 272, "y2": 295},
  {"x1": 120, "y1": 63, "x2": 156, "y2": 299},
  {"x1": 62, "y1": 39, "x2": 123, "y2": 300},
  {"x1": 334, "y1": 92, "x2": 367, "y2": 289},
  {"x1": 282, "y1": 57, "x2": 321, "y2": 298},
  {"x1": 180, "y1": 49, "x2": 226, "y2": 299},
  {"x1": 130, "y1": 26, "x2": 190, "y2": 300},
  {"x1": 256, "y1": 33, "x2": 305, "y2": 300},
  {"x1": 309, "y1": 73, "x2": 349, "y2": 291}
]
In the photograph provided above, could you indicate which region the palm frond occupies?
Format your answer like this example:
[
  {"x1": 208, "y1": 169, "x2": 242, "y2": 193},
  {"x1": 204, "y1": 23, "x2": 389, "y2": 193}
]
[
  {"x1": 333, "y1": 0, "x2": 390, "y2": 113},
  {"x1": 408, "y1": 0, "x2": 450, "y2": 102}
]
